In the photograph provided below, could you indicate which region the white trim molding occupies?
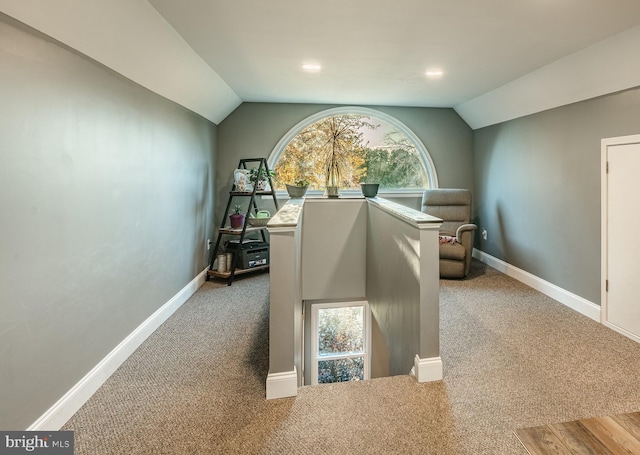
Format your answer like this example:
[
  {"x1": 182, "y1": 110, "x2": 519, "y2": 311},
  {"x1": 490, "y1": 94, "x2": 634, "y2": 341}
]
[
  {"x1": 603, "y1": 321, "x2": 640, "y2": 345},
  {"x1": 28, "y1": 268, "x2": 208, "y2": 431},
  {"x1": 473, "y1": 249, "x2": 601, "y2": 322},
  {"x1": 266, "y1": 368, "x2": 298, "y2": 400},
  {"x1": 412, "y1": 356, "x2": 443, "y2": 383}
]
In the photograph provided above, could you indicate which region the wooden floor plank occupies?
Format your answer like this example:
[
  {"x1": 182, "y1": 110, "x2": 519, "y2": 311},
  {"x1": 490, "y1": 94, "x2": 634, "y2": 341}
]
[
  {"x1": 517, "y1": 411, "x2": 640, "y2": 455},
  {"x1": 611, "y1": 412, "x2": 640, "y2": 443},
  {"x1": 577, "y1": 415, "x2": 640, "y2": 455},
  {"x1": 548, "y1": 420, "x2": 615, "y2": 455},
  {"x1": 514, "y1": 426, "x2": 574, "y2": 455}
]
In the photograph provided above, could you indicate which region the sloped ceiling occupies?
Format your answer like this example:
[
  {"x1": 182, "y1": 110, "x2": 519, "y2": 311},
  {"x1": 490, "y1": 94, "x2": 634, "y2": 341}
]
[
  {"x1": 0, "y1": 0, "x2": 241, "y2": 124},
  {"x1": 2, "y1": 0, "x2": 640, "y2": 128}
]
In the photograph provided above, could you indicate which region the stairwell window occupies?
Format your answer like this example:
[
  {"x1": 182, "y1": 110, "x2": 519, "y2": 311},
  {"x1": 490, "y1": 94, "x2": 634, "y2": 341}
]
[
  {"x1": 268, "y1": 107, "x2": 438, "y2": 195},
  {"x1": 310, "y1": 301, "x2": 370, "y2": 385}
]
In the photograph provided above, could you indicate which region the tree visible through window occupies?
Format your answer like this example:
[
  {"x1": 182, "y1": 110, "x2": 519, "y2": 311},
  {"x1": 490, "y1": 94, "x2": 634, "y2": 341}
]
[
  {"x1": 311, "y1": 302, "x2": 368, "y2": 385},
  {"x1": 272, "y1": 113, "x2": 430, "y2": 192}
]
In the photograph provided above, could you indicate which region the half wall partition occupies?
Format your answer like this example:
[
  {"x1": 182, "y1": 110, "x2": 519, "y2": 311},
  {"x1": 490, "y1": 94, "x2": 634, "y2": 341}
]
[{"x1": 266, "y1": 197, "x2": 442, "y2": 399}]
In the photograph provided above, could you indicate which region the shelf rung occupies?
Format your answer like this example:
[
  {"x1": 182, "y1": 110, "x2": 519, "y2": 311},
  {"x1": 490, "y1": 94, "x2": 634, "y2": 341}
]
[
  {"x1": 230, "y1": 191, "x2": 275, "y2": 196},
  {"x1": 207, "y1": 265, "x2": 269, "y2": 278},
  {"x1": 218, "y1": 226, "x2": 266, "y2": 235}
]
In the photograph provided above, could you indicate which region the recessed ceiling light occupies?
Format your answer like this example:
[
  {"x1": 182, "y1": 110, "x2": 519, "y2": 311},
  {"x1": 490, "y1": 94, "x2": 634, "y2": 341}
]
[
  {"x1": 425, "y1": 69, "x2": 444, "y2": 78},
  {"x1": 302, "y1": 63, "x2": 322, "y2": 71}
]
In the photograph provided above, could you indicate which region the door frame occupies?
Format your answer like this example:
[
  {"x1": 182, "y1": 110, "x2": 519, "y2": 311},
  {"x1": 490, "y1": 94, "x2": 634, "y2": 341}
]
[{"x1": 601, "y1": 133, "x2": 640, "y2": 342}]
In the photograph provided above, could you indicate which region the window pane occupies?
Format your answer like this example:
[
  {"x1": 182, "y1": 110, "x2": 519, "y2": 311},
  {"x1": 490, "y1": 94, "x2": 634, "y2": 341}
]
[
  {"x1": 318, "y1": 357, "x2": 364, "y2": 384},
  {"x1": 273, "y1": 114, "x2": 429, "y2": 191},
  {"x1": 360, "y1": 120, "x2": 428, "y2": 189},
  {"x1": 318, "y1": 306, "x2": 364, "y2": 356}
]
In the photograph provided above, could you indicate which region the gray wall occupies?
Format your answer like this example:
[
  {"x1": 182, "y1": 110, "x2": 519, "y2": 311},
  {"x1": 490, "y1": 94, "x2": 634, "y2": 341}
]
[
  {"x1": 0, "y1": 15, "x2": 217, "y2": 429},
  {"x1": 216, "y1": 103, "x2": 474, "y2": 223},
  {"x1": 301, "y1": 199, "x2": 367, "y2": 301},
  {"x1": 474, "y1": 87, "x2": 640, "y2": 305},
  {"x1": 366, "y1": 201, "x2": 441, "y2": 378}
]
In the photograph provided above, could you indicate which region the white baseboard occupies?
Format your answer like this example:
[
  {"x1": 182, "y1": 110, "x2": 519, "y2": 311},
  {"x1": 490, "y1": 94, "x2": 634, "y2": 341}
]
[
  {"x1": 603, "y1": 321, "x2": 640, "y2": 344},
  {"x1": 472, "y1": 249, "x2": 601, "y2": 322},
  {"x1": 28, "y1": 268, "x2": 208, "y2": 431},
  {"x1": 266, "y1": 368, "x2": 298, "y2": 400},
  {"x1": 412, "y1": 355, "x2": 443, "y2": 383}
]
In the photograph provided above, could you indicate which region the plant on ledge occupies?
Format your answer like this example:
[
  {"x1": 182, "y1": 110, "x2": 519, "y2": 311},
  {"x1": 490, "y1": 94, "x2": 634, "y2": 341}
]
[
  {"x1": 273, "y1": 115, "x2": 371, "y2": 193},
  {"x1": 285, "y1": 178, "x2": 310, "y2": 198},
  {"x1": 249, "y1": 167, "x2": 275, "y2": 191},
  {"x1": 321, "y1": 116, "x2": 365, "y2": 197}
]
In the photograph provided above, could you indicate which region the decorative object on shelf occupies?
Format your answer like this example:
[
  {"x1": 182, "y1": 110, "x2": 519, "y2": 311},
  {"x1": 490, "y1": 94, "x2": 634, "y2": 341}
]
[
  {"x1": 360, "y1": 183, "x2": 380, "y2": 197},
  {"x1": 249, "y1": 167, "x2": 275, "y2": 192},
  {"x1": 325, "y1": 154, "x2": 340, "y2": 198},
  {"x1": 233, "y1": 169, "x2": 253, "y2": 192},
  {"x1": 217, "y1": 254, "x2": 227, "y2": 272},
  {"x1": 321, "y1": 117, "x2": 354, "y2": 198},
  {"x1": 286, "y1": 178, "x2": 310, "y2": 198},
  {"x1": 248, "y1": 210, "x2": 271, "y2": 227},
  {"x1": 229, "y1": 204, "x2": 245, "y2": 229}
]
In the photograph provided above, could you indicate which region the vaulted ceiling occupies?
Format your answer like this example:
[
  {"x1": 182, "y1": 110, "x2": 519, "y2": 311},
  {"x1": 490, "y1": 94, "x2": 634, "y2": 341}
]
[
  {"x1": 2, "y1": 0, "x2": 640, "y2": 128},
  {"x1": 149, "y1": 0, "x2": 640, "y2": 107}
]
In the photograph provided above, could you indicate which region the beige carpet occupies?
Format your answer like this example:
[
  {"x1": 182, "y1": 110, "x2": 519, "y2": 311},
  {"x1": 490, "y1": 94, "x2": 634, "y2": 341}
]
[{"x1": 62, "y1": 261, "x2": 640, "y2": 454}]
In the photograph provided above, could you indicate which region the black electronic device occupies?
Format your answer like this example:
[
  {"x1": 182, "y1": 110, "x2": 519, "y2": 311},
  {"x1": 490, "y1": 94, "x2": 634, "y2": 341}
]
[{"x1": 225, "y1": 240, "x2": 269, "y2": 269}]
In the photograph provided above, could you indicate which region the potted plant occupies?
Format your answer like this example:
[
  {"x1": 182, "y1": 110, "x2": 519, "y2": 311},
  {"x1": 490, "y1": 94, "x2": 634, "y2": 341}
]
[
  {"x1": 229, "y1": 204, "x2": 245, "y2": 229},
  {"x1": 360, "y1": 182, "x2": 380, "y2": 197},
  {"x1": 286, "y1": 178, "x2": 310, "y2": 198},
  {"x1": 320, "y1": 116, "x2": 354, "y2": 198},
  {"x1": 249, "y1": 167, "x2": 276, "y2": 191}
]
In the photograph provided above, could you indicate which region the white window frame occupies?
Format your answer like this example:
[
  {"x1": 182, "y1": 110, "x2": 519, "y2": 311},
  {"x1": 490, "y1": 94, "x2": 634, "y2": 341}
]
[
  {"x1": 267, "y1": 106, "x2": 439, "y2": 197},
  {"x1": 309, "y1": 300, "x2": 371, "y2": 385}
]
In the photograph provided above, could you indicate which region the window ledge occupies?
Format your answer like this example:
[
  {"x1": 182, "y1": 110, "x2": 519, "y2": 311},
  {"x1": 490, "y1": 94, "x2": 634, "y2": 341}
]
[{"x1": 273, "y1": 189, "x2": 425, "y2": 199}]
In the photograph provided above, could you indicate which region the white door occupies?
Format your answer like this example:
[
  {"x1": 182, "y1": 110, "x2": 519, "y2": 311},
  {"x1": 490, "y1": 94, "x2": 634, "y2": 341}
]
[{"x1": 603, "y1": 136, "x2": 640, "y2": 340}]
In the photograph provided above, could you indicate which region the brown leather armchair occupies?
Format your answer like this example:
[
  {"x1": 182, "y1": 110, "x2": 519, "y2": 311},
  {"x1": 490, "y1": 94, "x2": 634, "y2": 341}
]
[{"x1": 421, "y1": 189, "x2": 477, "y2": 278}]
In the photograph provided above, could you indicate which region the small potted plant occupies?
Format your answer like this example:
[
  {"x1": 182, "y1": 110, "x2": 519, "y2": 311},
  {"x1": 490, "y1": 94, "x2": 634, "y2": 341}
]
[
  {"x1": 360, "y1": 181, "x2": 380, "y2": 197},
  {"x1": 286, "y1": 178, "x2": 310, "y2": 198},
  {"x1": 249, "y1": 167, "x2": 276, "y2": 191},
  {"x1": 229, "y1": 204, "x2": 245, "y2": 229}
]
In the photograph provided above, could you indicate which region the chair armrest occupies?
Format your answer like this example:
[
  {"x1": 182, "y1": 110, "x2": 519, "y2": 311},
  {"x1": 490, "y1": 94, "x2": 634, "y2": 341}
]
[
  {"x1": 456, "y1": 223, "x2": 477, "y2": 242},
  {"x1": 455, "y1": 223, "x2": 477, "y2": 277}
]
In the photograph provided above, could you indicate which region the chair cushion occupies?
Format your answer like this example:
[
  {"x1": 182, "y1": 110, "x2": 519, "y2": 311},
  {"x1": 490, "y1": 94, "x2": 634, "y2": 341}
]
[
  {"x1": 421, "y1": 189, "x2": 472, "y2": 237},
  {"x1": 439, "y1": 259, "x2": 465, "y2": 278},
  {"x1": 439, "y1": 241, "x2": 466, "y2": 261}
]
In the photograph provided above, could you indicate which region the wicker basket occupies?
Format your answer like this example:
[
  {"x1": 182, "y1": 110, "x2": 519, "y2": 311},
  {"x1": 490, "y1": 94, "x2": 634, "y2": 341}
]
[{"x1": 248, "y1": 217, "x2": 271, "y2": 227}]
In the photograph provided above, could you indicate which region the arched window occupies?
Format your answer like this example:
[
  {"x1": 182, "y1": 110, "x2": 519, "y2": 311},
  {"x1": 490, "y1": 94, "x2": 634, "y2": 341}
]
[{"x1": 268, "y1": 107, "x2": 438, "y2": 194}]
